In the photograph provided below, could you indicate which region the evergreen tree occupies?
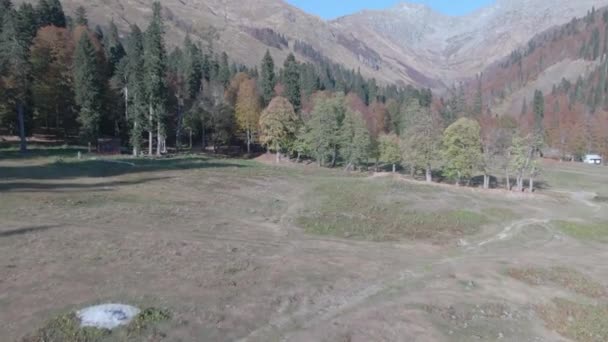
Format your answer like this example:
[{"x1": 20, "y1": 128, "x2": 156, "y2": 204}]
[
  {"x1": 283, "y1": 53, "x2": 301, "y2": 112},
  {"x1": 218, "y1": 51, "x2": 230, "y2": 86},
  {"x1": 473, "y1": 73, "x2": 483, "y2": 116},
  {"x1": 74, "y1": 6, "x2": 87, "y2": 26},
  {"x1": 533, "y1": 89, "x2": 544, "y2": 136},
  {"x1": 0, "y1": 9, "x2": 30, "y2": 152},
  {"x1": 104, "y1": 19, "x2": 125, "y2": 76},
  {"x1": 36, "y1": 0, "x2": 65, "y2": 28},
  {"x1": 201, "y1": 53, "x2": 210, "y2": 82},
  {"x1": 143, "y1": 1, "x2": 167, "y2": 156},
  {"x1": 16, "y1": 3, "x2": 37, "y2": 44},
  {"x1": 73, "y1": 33, "x2": 103, "y2": 145},
  {"x1": 125, "y1": 25, "x2": 146, "y2": 156},
  {"x1": 182, "y1": 36, "x2": 202, "y2": 100},
  {"x1": 260, "y1": 50, "x2": 276, "y2": 106}
]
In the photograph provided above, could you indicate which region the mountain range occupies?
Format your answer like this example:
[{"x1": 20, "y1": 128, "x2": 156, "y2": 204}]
[{"x1": 15, "y1": 0, "x2": 608, "y2": 91}]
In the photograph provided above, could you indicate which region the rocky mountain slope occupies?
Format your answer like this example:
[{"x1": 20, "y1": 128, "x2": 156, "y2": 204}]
[
  {"x1": 333, "y1": 0, "x2": 608, "y2": 87},
  {"x1": 16, "y1": 0, "x2": 608, "y2": 88}
]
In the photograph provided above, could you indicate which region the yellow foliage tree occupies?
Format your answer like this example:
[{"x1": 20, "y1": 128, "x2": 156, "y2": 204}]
[{"x1": 235, "y1": 78, "x2": 260, "y2": 153}]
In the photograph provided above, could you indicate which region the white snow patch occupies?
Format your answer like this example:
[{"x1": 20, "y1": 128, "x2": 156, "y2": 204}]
[{"x1": 77, "y1": 304, "x2": 140, "y2": 330}]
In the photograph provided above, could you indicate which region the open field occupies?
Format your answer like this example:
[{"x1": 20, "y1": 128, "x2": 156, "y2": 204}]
[{"x1": 1, "y1": 147, "x2": 608, "y2": 341}]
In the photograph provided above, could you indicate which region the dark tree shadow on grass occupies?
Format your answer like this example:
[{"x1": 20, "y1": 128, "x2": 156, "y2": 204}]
[
  {"x1": 0, "y1": 177, "x2": 171, "y2": 192},
  {"x1": 0, "y1": 156, "x2": 249, "y2": 181},
  {"x1": 0, "y1": 225, "x2": 60, "y2": 238}
]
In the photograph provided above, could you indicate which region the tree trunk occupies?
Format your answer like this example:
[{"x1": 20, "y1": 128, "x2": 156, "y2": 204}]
[
  {"x1": 17, "y1": 103, "x2": 27, "y2": 154},
  {"x1": 247, "y1": 129, "x2": 251, "y2": 154},
  {"x1": 425, "y1": 164, "x2": 432, "y2": 183},
  {"x1": 156, "y1": 121, "x2": 162, "y2": 156},
  {"x1": 132, "y1": 121, "x2": 139, "y2": 157},
  {"x1": 410, "y1": 165, "x2": 415, "y2": 178},
  {"x1": 175, "y1": 102, "x2": 183, "y2": 152},
  {"x1": 483, "y1": 173, "x2": 490, "y2": 189},
  {"x1": 529, "y1": 176, "x2": 534, "y2": 193},
  {"x1": 392, "y1": 163, "x2": 396, "y2": 173},
  {"x1": 201, "y1": 121, "x2": 206, "y2": 151},
  {"x1": 331, "y1": 148, "x2": 337, "y2": 168},
  {"x1": 148, "y1": 104, "x2": 153, "y2": 156},
  {"x1": 189, "y1": 129, "x2": 193, "y2": 149},
  {"x1": 275, "y1": 141, "x2": 280, "y2": 163},
  {"x1": 505, "y1": 169, "x2": 511, "y2": 191}
]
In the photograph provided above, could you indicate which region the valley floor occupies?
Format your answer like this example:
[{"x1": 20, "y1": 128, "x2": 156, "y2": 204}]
[{"x1": 1, "y1": 148, "x2": 607, "y2": 341}]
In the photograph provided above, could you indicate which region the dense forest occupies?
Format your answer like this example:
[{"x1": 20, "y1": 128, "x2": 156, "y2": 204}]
[{"x1": 0, "y1": 0, "x2": 555, "y2": 190}]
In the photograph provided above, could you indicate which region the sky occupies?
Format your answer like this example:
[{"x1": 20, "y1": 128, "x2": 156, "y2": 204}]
[{"x1": 285, "y1": 0, "x2": 496, "y2": 19}]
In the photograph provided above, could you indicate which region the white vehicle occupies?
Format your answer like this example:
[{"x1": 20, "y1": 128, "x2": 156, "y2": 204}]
[{"x1": 583, "y1": 154, "x2": 603, "y2": 165}]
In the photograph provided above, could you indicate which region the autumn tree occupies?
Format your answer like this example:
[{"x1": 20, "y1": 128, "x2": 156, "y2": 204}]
[
  {"x1": 73, "y1": 32, "x2": 104, "y2": 146},
  {"x1": 235, "y1": 78, "x2": 260, "y2": 153},
  {"x1": 30, "y1": 26, "x2": 75, "y2": 137},
  {"x1": 259, "y1": 96, "x2": 298, "y2": 162},
  {"x1": 0, "y1": 9, "x2": 30, "y2": 152},
  {"x1": 441, "y1": 118, "x2": 483, "y2": 185}
]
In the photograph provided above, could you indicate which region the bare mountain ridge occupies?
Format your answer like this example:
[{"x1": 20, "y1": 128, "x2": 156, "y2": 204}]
[
  {"x1": 16, "y1": 0, "x2": 608, "y2": 89},
  {"x1": 333, "y1": 0, "x2": 608, "y2": 87}
]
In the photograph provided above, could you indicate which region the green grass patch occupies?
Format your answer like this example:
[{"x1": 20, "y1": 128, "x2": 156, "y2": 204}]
[
  {"x1": 538, "y1": 298, "x2": 608, "y2": 342},
  {"x1": 296, "y1": 179, "x2": 488, "y2": 242},
  {"x1": 507, "y1": 267, "x2": 606, "y2": 298},
  {"x1": 23, "y1": 307, "x2": 171, "y2": 342},
  {"x1": 481, "y1": 207, "x2": 518, "y2": 222},
  {"x1": 554, "y1": 221, "x2": 608, "y2": 242}
]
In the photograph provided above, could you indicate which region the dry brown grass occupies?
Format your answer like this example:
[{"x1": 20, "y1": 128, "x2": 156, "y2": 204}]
[
  {"x1": 507, "y1": 267, "x2": 606, "y2": 298},
  {"x1": 537, "y1": 298, "x2": 608, "y2": 342}
]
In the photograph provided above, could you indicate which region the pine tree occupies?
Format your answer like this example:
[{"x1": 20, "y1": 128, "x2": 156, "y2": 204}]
[
  {"x1": 260, "y1": 50, "x2": 275, "y2": 106},
  {"x1": 16, "y1": 3, "x2": 37, "y2": 44},
  {"x1": 218, "y1": 51, "x2": 230, "y2": 86},
  {"x1": 182, "y1": 36, "x2": 202, "y2": 100},
  {"x1": 125, "y1": 25, "x2": 146, "y2": 156},
  {"x1": 283, "y1": 53, "x2": 301, "y2": 112},
  {"x1": 533, "y1": 89, "x2": 545, "y2": 136},
  {"x1": 473, "y1": 73, "x2": 483, "y2": 116},
  {"x1": 73, "y1": 33, "x2": 103, "y2": 145},
  {"x1": 103, "y1": 19, "x2": 125, "y2": 76},
  {"x1": 36, "y1": 0, "x2": 65, "y2": 28},
  {"x1": 74, "y1": 6, "x2": 87, "y2": 26},
  {"x1": 143, "y1": 1, "x2": 167, "y2": 156},
  {"x1": 0, "y1": 9, "x2": 30, "y2": 152}
]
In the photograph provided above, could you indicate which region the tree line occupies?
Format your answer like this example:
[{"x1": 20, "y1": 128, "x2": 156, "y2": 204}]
[{"x1": 0, "y1": 1, "x2": 542, "y2": 190}]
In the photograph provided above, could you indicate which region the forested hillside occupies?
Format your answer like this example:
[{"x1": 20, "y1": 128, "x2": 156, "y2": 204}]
[{"x1": 439, "y1": 6, "x2": 608, "y2": 162}]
